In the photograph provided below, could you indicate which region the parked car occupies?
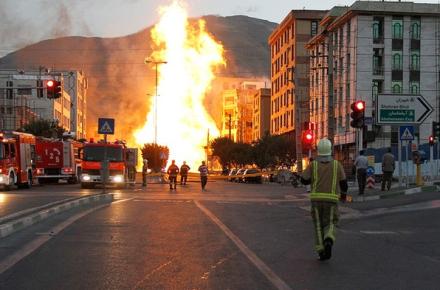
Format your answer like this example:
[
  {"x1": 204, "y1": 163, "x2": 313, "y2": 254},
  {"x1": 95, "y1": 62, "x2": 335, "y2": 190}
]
[
  {"x1": 234, "y1": 168, "x2": 246, "y2": 182},
  {"x1": 242, "y1": 168, "x2": 262, "y2": 183},
  {"x1": 228, "y1": 168, "x2": 238, "y2": 182}
]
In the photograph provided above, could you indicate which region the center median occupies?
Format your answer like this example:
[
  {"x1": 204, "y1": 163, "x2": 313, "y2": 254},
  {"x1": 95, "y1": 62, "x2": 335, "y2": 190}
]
[{"x1": 0, "y1": 194, "x2": 114, "y2": 239}]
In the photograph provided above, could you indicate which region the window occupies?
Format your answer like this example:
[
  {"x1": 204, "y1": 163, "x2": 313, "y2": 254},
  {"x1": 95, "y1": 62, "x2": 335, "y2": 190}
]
[
  {"x1": 373, "y1": 22, "x2": 380, "y2": 39},
  {"x1": 410, "y1": 81, "x2": 420, "y2": 94},
  {"x1": 373, "y1": 17, "x2": 384, "y2": 43},
  {"x1": 311, "y1": 21, "x2": 318, "y2": 37},
  {"x1": 392, "y1": 52, "x2": 402, "y2": 70},
  {"x1": 392, "y1": 81, "x2": 403, "y2": 94},
  {"x1": 392, "y1": 20, "x2": 403, "y2": 39},
  {"x1": 372, "y1": 80, "x2": 383, "y2": 98},
  {"x1": 410, "y1": 51, "x2": 420, "y2": 71},
  {"x1": 411, "y1": 19, "x2": 421, "y2": 39}
]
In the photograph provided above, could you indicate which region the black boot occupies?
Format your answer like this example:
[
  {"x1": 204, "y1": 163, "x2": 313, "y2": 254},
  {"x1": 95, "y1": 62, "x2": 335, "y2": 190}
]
[{"x1": 324, "y1": 238, "x2": 333, "y2": 260}]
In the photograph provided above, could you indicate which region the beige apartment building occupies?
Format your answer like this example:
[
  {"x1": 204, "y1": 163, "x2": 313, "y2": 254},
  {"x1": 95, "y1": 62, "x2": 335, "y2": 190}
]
[
  {"x1": 221, "y1": 81, "x2": 268, "y2": 143},
  {"x1": 252, "y1": 88, "x2": 271, "y2": 141}
]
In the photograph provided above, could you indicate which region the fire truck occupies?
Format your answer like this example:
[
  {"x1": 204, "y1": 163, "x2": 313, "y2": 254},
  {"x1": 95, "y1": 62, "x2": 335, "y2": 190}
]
[
  {"x1": 35, "y1": 137, "x2": 83, "y2": 184},
  {"x1": 0, "y1": 131, "x2": 36, "y2": 190},
  {"x1": 80, "y1": 140, "x2": 137, "y2": 189}
]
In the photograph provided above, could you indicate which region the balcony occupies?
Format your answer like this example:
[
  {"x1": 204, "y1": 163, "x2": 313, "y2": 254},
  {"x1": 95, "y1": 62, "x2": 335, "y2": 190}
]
[{"x1": 373, "y1": 66, "x2": 384, "y2": 76}]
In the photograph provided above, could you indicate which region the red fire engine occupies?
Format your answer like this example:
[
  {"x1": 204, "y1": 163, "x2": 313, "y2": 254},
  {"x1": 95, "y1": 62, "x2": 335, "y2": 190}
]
[
  {"x1": 80, "y1": 140, "x2": 136, "y2": 189},
  {"x1": 0, "y1": 131, "x2": 36, "y2": 190},
  {"x1": 35, "y1": 137, "x2": 83, "y2": 184}
]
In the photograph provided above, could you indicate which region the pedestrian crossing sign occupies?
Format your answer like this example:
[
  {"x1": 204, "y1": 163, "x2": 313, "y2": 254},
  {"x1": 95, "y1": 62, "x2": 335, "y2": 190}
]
[
  {"x1": 399, "y1": 125, "x2": 414, "y2": 141},
  {"x1": 98, "y1": 118, "x2": 115, "y2": 135}
]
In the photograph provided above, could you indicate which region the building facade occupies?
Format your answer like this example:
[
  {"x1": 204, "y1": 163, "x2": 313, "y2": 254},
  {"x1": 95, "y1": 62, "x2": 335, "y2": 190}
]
[
  {"x1": 252, "y1": 88, "x2": 271, "y2": 141},
  {"x1": 307, "y1": 1, "x2": 440, "y2": 161},
  {"x1": 221, "y1": 81, "x2": 268, "y2": 143},
  {"x1": 269, "y1": 10, "x2": 327, "y2": 170},
  {"x1": 0, "y1": 69, "x2": 87, "y2": 139}
]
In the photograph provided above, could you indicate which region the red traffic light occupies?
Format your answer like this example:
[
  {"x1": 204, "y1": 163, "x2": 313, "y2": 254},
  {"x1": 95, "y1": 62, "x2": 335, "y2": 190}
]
[
  {"x1": 429, "y1": 135, "x2": 435, "y2": 145},
  {"x1": 352, "y1": 100, "x2": 365, "y2": 112},
  {"x1": 46, "y1": 80, "x2": 54, "y2": 87},
  {"x1": 305, "y1": 132, "x2": 313, "y2": 141}
]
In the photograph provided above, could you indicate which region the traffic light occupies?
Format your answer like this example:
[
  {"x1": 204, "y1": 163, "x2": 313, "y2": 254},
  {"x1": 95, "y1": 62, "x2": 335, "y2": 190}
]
[
  {"x1": 350, "y1": 100, "x2": 365, "y2": 128},
  {"x1": 46, "y1": 80, "x2": 62, "y2": 99},
  {"x1": 53, "y1": 80, "x2": 62, "y2": 99},
  {"x1": 433, "y1": 121, "x2": 440, "y2": 138},
  {"x1": 429, "y1": 135, "x2": 435, "y2": 146},
  {"x1": 46, "y1": 80, "x2": 55, "y2": 98},
  {"x1": 302, "y1": 129, "x2": 314, "y2": 150}
]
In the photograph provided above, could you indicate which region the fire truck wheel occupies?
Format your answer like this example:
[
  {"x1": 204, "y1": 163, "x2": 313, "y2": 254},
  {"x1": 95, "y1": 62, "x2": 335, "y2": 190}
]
[{"x1": 4, "y1": 172, "x2": 15, "y2": 191}]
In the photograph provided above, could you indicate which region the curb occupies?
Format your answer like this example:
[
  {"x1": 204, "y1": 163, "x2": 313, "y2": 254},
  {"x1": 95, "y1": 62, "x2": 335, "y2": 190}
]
[
  {"x1": 0, "y1": 194, "x2": 114, "y2": 239},
  {"x1": 351, "y1": 185, "x2": 439, "y2": 202}
]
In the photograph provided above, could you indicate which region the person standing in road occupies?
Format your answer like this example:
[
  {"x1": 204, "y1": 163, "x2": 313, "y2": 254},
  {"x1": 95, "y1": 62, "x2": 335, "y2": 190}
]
[
  {"x1": 167, "y1": 160, "x2": 179, "y2": 190},
  {"x1": 198, "y1": 161, "x2": 209, "y2": 191},
  {"x1": 354, "y1": 150, "x2": 369, "y2": 195},
  {"x1": 301, "y1": 138, "x2": 348, "y2": 261},
  {"x1": 381, "y1": 148, "x2": 395, "y2": 191},
  {"x1": 180, "y1": 161, "x2": 191, "y2": 185},
  {"x1": 142, "y1": 159, "x2": 148, "y2": 187}
]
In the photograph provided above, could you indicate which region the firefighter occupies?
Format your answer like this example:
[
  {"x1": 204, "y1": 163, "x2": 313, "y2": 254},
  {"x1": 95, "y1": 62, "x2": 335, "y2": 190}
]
[
  {"x1": 167, "y1": 160, "x2": 179, "y2": 190},
  {"x1": 180, "y1": 161, "x2": 190, "y2": 185},
  {"x1": 142, "y1": 159, "x2": 148, "y2": 187},
  {"x1": 301, "y1": 138, "x2": 348, "y2": 261}
]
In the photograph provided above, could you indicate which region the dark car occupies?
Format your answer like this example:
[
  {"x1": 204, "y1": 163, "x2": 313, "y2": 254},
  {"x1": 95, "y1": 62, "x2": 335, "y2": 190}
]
[
  {"x1": 242, "y1": 168, "x2": 262, "y2": 183},
  {"x1": 228, "y1": 168, "x2": 238, "y2": 182}
]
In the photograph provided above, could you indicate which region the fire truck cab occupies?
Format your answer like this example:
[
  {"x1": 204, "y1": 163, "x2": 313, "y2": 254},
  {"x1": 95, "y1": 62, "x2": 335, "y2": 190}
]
[
  {"x1": 35, "y1": 137, "x2": 83, "y2": 184},
  {"x1": 0, "y1": 131, "x2": 36, "y2": 190},
  {"x1": 80, "y1": 140, "x2": 127, "y2": 189}
]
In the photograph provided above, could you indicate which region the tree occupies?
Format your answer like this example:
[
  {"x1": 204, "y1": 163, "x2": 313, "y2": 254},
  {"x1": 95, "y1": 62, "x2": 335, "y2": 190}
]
[
  {"x1": 211, "y1": 137, "x2": 235, "y2": 167},
  {"x1": 140, "y1": 143, "x2": 169, "y2": 172},
  {"x1": 21, "y1": 119, "x2": 66, "y2": 138},
  {"x1": 230, "y1": 142, "x2": 253, "y2": 167}
]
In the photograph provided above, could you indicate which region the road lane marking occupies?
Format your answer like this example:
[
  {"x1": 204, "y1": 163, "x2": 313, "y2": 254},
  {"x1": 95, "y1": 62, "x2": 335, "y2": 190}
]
[
  {"x1": 360, "y1": 230, "x2": 398, "y2": 235},
  {"x1": 132, "y1": 260, "x2": 172, "y2": 290},
  {"x1": 0, "y1": 197, "x2": 133, "y2": 274},
  {"x1": 194, "y1": 200, "x2": 292, "y2": 290}
]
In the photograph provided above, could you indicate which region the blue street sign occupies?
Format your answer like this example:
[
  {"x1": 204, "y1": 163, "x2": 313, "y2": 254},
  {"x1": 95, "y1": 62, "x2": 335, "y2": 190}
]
[
  {"x1": 98, "y1": 118, "x2": 115, "y2": 135},
  {"x1": 366, "y1": 166, "x2": 375, "y2": 176},
  {"x1": 364, "y1": 117, "x2": 374, "y2": 125},
  {"x1": 399, "y1": 125, "x2": 414, "y2": 141}
]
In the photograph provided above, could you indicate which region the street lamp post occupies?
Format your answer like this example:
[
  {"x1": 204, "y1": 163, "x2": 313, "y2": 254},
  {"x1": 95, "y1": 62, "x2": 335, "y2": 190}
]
[{"x1": 145, "y1": 59, "x2": 167, "y2": 144}]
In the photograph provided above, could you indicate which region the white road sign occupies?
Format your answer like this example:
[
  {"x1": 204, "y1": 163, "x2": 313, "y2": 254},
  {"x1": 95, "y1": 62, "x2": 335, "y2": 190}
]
[{"x1": 376, "y1": 94, "x2": 433, "y2": 125}]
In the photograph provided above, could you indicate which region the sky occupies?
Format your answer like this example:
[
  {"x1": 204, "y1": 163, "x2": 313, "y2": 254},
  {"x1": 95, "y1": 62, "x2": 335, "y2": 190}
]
[{"x1": 1, "y1": 0, "x2": 439, "y2": 57}]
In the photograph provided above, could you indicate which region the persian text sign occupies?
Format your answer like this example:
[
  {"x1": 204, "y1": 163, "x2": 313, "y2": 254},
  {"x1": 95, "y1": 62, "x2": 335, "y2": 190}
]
[{"x1": 376, "y1": 94, "x2": 433, "y2": 125}]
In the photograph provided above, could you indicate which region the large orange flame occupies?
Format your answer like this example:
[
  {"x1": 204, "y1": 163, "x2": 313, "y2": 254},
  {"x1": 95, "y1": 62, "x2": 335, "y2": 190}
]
[{"x1": 134, "y1": 1, "x2": 225, "y2": 170}]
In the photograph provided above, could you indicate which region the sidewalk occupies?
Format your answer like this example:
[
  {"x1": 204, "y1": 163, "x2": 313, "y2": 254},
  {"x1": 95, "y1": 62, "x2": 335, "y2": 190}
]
[{"x1": 346, "y1": 181, "x2": 439, "y2": 202}]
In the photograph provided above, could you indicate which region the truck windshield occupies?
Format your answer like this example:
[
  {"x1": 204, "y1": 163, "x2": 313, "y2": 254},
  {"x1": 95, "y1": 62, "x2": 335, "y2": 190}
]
[{"x1": 83, "y1": 146, "x2": 123, "y2": 162}]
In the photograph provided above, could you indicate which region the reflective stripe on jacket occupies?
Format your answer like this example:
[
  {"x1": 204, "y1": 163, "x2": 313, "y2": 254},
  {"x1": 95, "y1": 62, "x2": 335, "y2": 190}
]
[{"x1": 310, "y1": 160, "x2": 339, "y2": 203}]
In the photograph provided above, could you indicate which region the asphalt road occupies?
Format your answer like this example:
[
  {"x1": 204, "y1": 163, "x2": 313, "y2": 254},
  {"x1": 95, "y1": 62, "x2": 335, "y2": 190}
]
[{"x1": 0, "y1": 180, "x2": 439, "y2": 289}]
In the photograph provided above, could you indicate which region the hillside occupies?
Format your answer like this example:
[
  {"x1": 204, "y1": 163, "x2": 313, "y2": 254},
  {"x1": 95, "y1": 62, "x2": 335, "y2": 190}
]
[{"x1": 0, "y1": 15, "x2": 276, "y2": 140}]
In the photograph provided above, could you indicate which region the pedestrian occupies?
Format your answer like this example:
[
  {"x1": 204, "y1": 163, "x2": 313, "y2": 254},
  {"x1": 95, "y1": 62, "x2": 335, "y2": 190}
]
[
  {"x1": 167, "y1": 160, "x2": 179, "y2": 190},
  {"x1": 198, "y1": 161, "x2": 209, "y2": 191},
  {"x1": 142, "y1": 159, "x2": 148, "y2": 187},
  {"x1": 301, "y1": 138, "x2": 348, "y2": 261},
  {"x1": 354, "y1": 150, "x2": 368, "y2": 195},
  {"x1": 180, "y1": 161, "x2": 190, "y2": 185},
  {"x1": 381, "y1": 148, "x2": 395, "y2": 191}
]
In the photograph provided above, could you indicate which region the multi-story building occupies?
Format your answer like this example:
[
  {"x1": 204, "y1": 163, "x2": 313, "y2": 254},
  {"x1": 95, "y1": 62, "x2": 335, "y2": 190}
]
[
  {"x1": 221, "y1": 81, "x2": 268, "y2": 143},
  {"x1": 0, "y1": 69, "x2": 87, "y2": 139},
  {"x1": 307, "y1": 1, "x2": 440, "y2": 162},
  {"x1": 269, "y1": 10, "x2": 327, "y2": 136},
  {"x1": 269, "y1": 10, "x2": 327, "y2": 169},
  {"x1": 252, "y1": 88, "x2": 271, "y2": 141}
]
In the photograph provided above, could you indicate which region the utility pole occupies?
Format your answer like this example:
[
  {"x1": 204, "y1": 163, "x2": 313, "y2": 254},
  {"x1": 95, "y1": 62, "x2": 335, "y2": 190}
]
[
  {"x1": 327, "y1": 42, "x2": 334, "y2": 146},
  {"x1": 145, "y1": 59, "x2": 167, "y2": 144},
  {"x1": 289, "y1": 67, "x2": 303, "y2": 172},
  {"x1": 228, "y1": 113, "x2": 232, "y2": 140}
]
